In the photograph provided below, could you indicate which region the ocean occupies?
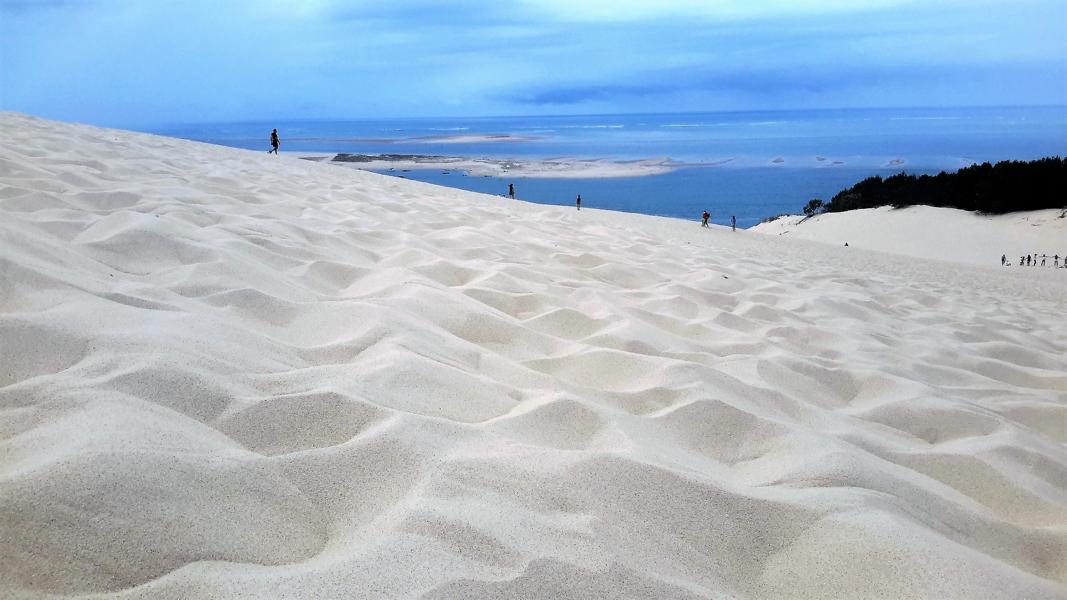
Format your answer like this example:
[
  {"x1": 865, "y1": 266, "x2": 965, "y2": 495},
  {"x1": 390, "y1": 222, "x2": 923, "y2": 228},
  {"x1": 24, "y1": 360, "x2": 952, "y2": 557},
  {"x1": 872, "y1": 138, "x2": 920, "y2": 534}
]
[{"x1": 154, "y1": 106, "x2": 1067, "y2": 227}]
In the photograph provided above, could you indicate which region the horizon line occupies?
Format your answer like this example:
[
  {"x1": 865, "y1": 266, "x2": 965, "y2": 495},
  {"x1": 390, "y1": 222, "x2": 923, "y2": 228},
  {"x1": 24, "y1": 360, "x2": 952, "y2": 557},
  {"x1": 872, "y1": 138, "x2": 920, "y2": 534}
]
[{"x1": 134, "y1": 103, "x2": 1067, "y2": 129}]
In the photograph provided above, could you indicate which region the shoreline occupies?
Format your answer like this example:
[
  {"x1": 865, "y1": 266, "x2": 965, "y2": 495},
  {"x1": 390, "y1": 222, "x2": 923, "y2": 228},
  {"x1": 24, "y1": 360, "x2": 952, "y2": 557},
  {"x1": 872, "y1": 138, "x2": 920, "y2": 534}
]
[
  {"x1": 299, "y1": 152, "x2": 929, "y2": 179},
  {"x1": 307, "y1": 153, "x2": 703, "y2": 178},
  {"x1": 300, "y1": 151, "x2": 1065, "y2": 249}
]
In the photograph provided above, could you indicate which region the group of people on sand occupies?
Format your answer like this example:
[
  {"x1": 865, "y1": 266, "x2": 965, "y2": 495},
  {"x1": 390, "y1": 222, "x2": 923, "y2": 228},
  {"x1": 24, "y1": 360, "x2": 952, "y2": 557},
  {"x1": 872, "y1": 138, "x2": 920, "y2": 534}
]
[
  {"x1": 701, "y1": 211, "x2": 737, "y2": 231},
  {"x1": 1004, "y1": 253, "x2": 1066, "y2": 268}
]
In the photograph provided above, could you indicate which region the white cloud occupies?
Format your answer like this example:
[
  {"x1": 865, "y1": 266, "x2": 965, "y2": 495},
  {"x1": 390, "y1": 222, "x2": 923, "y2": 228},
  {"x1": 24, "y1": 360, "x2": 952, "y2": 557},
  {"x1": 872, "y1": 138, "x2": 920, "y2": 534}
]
[
  {"x1": 2, "y1": 0, "x2": 1062, "y2": 123},
  {"x1": 517, "y1": 0, "x2": 917, "y2": 22}
]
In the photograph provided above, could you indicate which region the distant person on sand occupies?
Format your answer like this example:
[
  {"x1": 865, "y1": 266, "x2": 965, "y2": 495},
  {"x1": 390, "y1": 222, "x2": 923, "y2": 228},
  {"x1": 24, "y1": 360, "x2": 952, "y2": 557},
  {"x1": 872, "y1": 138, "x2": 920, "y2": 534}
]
[
  {"x1": 1041, "y1": 254, "x2": 1047, "y2": 266},
  {"x1": 576, "y1": 194, "x2": 581, "y2": 211},
  {"x1": 701, "y1": 211, "x2": 710, "y2": 227},
  {"x1": 268, "y1": 129, "x2": 279, "y2": 154},
  {"x1": 508, "y1": 183, "x2": 514, "y2": 199},
  {"x1": 731, "y1": 215, "x2": 736, "y2": 231},
  {"x1": 1001, "y1": 254, "x2": 1006, "y2": 266}
]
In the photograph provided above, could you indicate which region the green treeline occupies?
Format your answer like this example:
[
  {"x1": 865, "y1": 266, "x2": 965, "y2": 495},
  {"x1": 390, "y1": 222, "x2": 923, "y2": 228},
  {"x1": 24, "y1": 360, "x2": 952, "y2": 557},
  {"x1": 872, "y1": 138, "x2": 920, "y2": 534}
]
[{"x1": 822, "y1": 157, "x2": 1067, "y2": 214}]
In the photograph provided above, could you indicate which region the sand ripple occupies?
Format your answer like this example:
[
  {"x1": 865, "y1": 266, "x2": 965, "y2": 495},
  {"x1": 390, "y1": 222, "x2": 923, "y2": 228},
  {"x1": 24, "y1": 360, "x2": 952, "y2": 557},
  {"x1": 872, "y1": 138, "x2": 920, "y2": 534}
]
[{"x1": 1, "y1": 113, "x2": 1065, "y2": 599}]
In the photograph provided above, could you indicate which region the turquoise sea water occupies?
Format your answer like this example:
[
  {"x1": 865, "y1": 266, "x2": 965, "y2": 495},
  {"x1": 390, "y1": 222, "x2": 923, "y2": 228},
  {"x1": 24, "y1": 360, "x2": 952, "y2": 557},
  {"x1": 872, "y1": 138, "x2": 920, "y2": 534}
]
[{"x1": 155, "y1": 106, "x2": 1067, "y2": 227}]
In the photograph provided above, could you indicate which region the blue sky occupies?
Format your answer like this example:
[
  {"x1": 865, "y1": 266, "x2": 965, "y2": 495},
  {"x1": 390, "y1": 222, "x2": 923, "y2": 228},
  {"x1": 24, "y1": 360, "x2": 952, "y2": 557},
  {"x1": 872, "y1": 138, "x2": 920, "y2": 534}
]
[{"x1": 1, "y1": 0, "x2": 1065, "y2": 126}]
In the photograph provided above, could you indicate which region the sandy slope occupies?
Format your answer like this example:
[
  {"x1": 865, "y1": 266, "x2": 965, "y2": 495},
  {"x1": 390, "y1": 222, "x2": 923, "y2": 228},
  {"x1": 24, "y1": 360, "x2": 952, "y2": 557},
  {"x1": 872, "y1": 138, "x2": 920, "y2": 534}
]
[
  {"x1": 1, "y1": 113, "x2": 1065, "y2": 599},
  {"x1": 751, "y1": 206, "x2": 1067, "y2": 267}
]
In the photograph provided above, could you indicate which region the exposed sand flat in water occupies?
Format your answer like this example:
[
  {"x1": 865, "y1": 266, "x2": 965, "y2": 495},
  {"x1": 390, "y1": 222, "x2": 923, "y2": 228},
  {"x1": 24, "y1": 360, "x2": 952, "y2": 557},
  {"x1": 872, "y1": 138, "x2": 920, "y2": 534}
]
[
  {"x1": 1, "y1": 113, "x2": 1065, "y2": 599},
  {"x1": 322, "y1": 153, "x2": 685, "y2": 179}
]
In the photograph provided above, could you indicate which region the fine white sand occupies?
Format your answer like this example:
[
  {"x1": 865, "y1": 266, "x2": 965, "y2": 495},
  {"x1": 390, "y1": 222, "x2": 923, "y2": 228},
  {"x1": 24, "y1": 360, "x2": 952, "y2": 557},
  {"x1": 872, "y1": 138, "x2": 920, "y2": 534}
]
[
  {"x1": 752, "y1": 206, "x2": 1067, "y2": 267},
  {"x1": 2, "y1": 112, "x2": 1065, "y2": 599}
]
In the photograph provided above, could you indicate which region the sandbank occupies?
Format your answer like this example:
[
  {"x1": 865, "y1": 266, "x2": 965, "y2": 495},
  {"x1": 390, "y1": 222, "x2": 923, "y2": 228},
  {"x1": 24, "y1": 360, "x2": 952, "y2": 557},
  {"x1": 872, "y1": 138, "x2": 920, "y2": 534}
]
[{"x1": 322, "y1": 153, "x2": 694, "y2": 178}]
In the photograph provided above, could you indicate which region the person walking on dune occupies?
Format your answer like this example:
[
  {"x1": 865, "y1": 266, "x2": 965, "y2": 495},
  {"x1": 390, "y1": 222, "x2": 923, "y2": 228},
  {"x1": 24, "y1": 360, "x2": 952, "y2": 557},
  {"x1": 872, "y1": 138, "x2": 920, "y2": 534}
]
[
  {"x1": 508, "y1": 183, "x2": 515, "y2": 199},
  {"x1": 576, "y1": 194, "x2": 581, "y2": 211},
  {"x1": 1001, "y1": 254, "x2": 1006, "y2": 266},
  {"x1": 731, "y1": 215, "x2": 736, "y2": 231},
  {"x1": 268, "y1": 128, "x2": 279, "y2": 155},
  {"x1": 701, "y1": 210, "x2": 710, "y2": 227}
]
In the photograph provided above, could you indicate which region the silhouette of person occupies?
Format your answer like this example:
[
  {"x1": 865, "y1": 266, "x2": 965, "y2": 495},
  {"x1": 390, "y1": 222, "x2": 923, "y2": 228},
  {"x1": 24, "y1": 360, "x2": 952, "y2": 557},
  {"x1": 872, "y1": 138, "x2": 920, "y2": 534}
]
[
  {"x1": 1001, "y1": 254, "x2": 1006, "y2": 266},
  {"x1": 1020, "y1": 256, "x2": 1024, "y2": 266},
  {"x1": 1056, "y1": 254, "x2": 1061, "y2": 268},
  {"x1": 1026, "y1": 255, "x2": 1031, "y2": 266},
  {"x1": 731, "y1": 215, "x2": 736, "y2": 231},
  {"x1": 576, "y1": 194, "x2": 581, "y2": 211},
  {"x1": 1041, "y1": 255, "x2": 1047, "y2": 267},
  {"x1": 508, "y1": 183, "x2": 514, "y2": 199},
  {"x1": 701, "y1": 211, "x2": 710, "y2": 227},
  {"x1": 269, "y1": 129, "x2": 279, "y2": 154}
]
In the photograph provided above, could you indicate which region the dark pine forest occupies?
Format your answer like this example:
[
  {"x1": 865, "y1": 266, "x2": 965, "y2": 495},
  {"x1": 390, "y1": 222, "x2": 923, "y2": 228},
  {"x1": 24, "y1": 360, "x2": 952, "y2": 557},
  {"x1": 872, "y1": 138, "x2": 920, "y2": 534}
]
[{"x1": 823, "y1": 157, "x2": 1066, "y2": 214}]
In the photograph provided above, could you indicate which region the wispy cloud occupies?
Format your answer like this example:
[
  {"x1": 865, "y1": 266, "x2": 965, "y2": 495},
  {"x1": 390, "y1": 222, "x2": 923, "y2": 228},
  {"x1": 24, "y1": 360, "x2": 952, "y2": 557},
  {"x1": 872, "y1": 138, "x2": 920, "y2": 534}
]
[
  {"x1": 0, "y1": 0, "x2": 91, "y2": 10},
  {"x1": 1, "y1": 0, "x2": 1063, "y2": 124},
  {"x1": 517, "y1": 0, "x2": 915, "y2": 22}
]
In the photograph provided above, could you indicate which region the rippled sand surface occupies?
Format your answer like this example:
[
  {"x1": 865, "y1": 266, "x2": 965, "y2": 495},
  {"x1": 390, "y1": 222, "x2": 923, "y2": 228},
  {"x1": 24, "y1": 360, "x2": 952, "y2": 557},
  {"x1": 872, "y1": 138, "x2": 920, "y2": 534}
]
[{"x1": 2, "y1": 113, "x2": 1065, "y2": 599}]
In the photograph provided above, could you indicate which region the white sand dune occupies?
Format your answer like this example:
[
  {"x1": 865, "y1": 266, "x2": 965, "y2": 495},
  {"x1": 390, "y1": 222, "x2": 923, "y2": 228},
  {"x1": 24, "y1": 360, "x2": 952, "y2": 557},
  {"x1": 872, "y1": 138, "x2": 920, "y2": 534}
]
[
  {"x1": 752, "y1": 206, "x2": 1067, "y2": 267},
  {"x1": 1, "y1": 113, "x2": 1066, "y2": 599}
]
